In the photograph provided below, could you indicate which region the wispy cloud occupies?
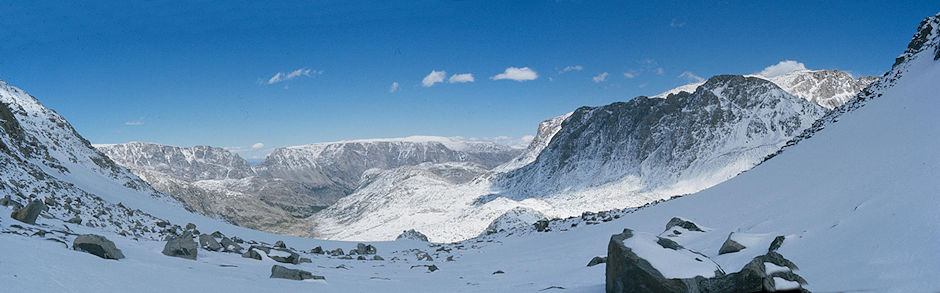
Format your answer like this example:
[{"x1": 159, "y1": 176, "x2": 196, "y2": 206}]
[
  {"x1": 559, "y1": 65, "x2": 583, "y2": 74},
  {"x1": 592, "y1": 72, "x2": 609, "y2": 83},
  {"x1": 422, "y1": 70, "x2": 447, "y2": 87},
  {"x1": 448, "y1": 73, "x2": 475, "y2": 83},
  {"x1": 124, "y1": 121, "x2": 144, "y2": 126},
  {"x1": 757, "y1": 60, "x2": 808, "y2": 78},
  {"x1": 670, "y1": 18, "x2": 686, "y2": 28},
  {"x1": 655, "y1": 67, "x2": 665, "y2": 75},
  {"x1": 389, "y1": 82, "x2": 399, "y2": 93},
  {"x1": 623, "y1": 72, "x2": 636, "y2": 79},
  {"x1": 679, "y1": 71, "x2": 705, "y2": 83},
  {"x1": 251, "y1": 142, "x2": 265, "y2": 149},
  {"x1": 266, "y1": 67, "x2": 322, "y2": 85},
  {"x1": 491, "y1": 67, "x2": 538, "y2": 82}
]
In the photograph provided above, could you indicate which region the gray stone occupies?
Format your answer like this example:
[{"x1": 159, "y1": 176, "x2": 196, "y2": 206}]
[
  {"x1": 718, "y1": 233, "x2": 746, "y2": 255},
  {"x1": 328, "y1": 248, "x2": 344, "y2": 256},
  {"x1": 310, "y1": 246, "x2": 324, "y2": 254},
  {"x1": 269, "y1": 248, "x2": 300, "y2": 264},
  {"x1": 656, "y1": 237, "x2": 682, "y2": 250},
  {"x1": 417, "y1": 252, "x2": 433, "y2": 261},
  {"x1": 1, "y1": 195, "x2": 22, "y2": 209},
  {"x1": 665, "y1": 217, "x2": 704, "y2": 232},
  {"x1": 270, "y1": 265, "x2": 324, "y2": 281},
  {"x1": 241, "y1": 248, "x2": 262, "y2": 260},
  {"x1": 73, "y1": 234, "x2": 125, "y2": 260},
  {"x1": 373, "y1": 255, "x2": 384, "y2": 261},
  {"x1": 220, "y1": 237, "x2": 243, "y2": 253},
  {"x1": 11, "y1": 200, "x2": 44, "y2": 225},
  {"x1": 210, "y1": 231, "x2": 224, "y2": 238},
  {"x1": 185, "y1": 223, "x2": 196, "y2": 230},
  {"x1": 587, "y1": 256, "x2": 607, "y2": 267},
  {"x1": 162, "y1": 232, "x2": 198, "y2": 260},
  {"x1": 356, "y1": 243, "x2": 377, "y2": 255},
  {"x1": 357, "y1": 255, "x2": 367, "y2": 260},
  {"x1": 534, "y1": 219, "x2": 550, "y2": 232},
  {"x1": 768, "y1": 235, "x2": 786, "y2": 252},
  {"x1": 198, "y1": 234, "x2": 223, "y2": 251},
  {"x1": 67, "y1": 216, "x2": 82, "y2": 224},
  {"x1": 274, "y1": 240, "x2": 286, "y2": 248}
]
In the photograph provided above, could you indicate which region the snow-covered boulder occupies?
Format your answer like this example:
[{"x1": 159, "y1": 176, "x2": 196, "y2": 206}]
[
  {"x1": 198, "y1": 234, "x2": 222, "y2": 251},
  {"x1": 396, "y1": 229, "x2": 429, "y2": 242},
  {"x1": 483, "y1": 206, "x2": 548, "y2": 235},
  {"x1": 270, "y1": 265, "x2": 323, "y2": 281},
  {"x1": 162, "y1": 232, "x2": 198, "y2": 260}
]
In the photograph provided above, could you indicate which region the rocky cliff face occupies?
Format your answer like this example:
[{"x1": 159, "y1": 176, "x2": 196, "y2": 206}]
[
  {"x1": 765, "y1": 69, "x2": 877, "y2": 109},
  {"x1": 494, "y1": 75, "x2": 828, "y2": 202}
]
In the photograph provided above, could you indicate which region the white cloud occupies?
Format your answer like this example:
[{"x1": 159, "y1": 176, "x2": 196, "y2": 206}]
[
  {"x1": 251, "y1": 142, "x2": 265, "y2": 149},
  {"x1": 592, "y1": 72, "x2": 609, "y2": 83},
  {"x1": 266, "y1": 67, "x2": 321, "y2": 84},
  {"x1": 757, "y1": 60, "x2": 808, "y2": 78},
  {"x1": 491, "y1": 67, "x2": 538, "y2": 82},
  {"x1": 623, "y1": 72, "x2": 636, "y2": 79},
  {"x1": 670, "y1": 18, "x2": 686, "y2": 27},
  {"x1": 560, "y1": 65, "x2": 583, "y2": 74},
  {"x1": 448, "y1": 73, "x2": 475, "y2": 83},
  {"x1": 679, "y1": 71, "x2": 705, "y2": 83},
  {"x1": 422, "y1": 70, "x2": 447, "y2": 87},
  {"x1": 389, "y1": 82, "x2": 399, "y2": 93},
  {"x1": 655, "y1": 67, "x2": 665, "y2": 75},
  {"x1": 124, "y1": 121, "x2": 144, "y2": 126}
]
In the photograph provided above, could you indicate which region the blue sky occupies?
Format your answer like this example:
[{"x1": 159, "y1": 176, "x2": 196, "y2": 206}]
[{"x1": 0, "y1": 1, "x2": 937, "y2": 160}]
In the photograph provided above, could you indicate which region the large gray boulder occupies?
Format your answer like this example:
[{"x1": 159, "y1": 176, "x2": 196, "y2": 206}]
[
  {"x1": 220, "y1": 237, "x2": 243, "y2": 253},
  {"x1": 11, "y1": 200, "x2": 44, "y2": 225},
  {"x1": 199, "y1": 234, "x2": 223, "y2": 251},
  {"x1": 355, "y1": 243, "x2": 377, "y2": 255},
  {"x1": 270, "y1": 265, "x2": 324, "y2": 281},
  {"x1": 606, "y1": 229, "x2": 809, "y2": 293},
  {"x1": 664, "y1": 217, "x2": 704, "y2": 232},
  {"x1": 162, "y1": 232, "x2": 198, "y2": 260},
  {"x1": 73, "y1": 234, "x2": 125, "y2": 260},
  {"x1": 268, "y1": 248, "x2": 301, "y2": 264}
]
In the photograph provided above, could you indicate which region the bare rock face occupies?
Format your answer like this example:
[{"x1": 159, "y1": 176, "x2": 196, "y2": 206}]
[
  {"x1": 270, "y1": 265, "x2": 324, "y2": 281},
  {"x1": 73, "y1": 234, "x2": 125, "y2": 260},
  {"x1": 11, "y1": 200, "x2": 44, "y2": 225},
  {"x1": 718, "y1": 232, "x2": 747, "y2": 255}
]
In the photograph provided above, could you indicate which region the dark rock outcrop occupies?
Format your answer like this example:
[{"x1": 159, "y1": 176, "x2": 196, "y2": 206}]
[
  {"x1": 73, "y1": 234, "x2": 125, "y2": 260},
  {"x1": 718, "y1": 233, "x2": 746, "y2": 255},
  {"x1": 665, "y1": 217, "x2": 704, "y2": 232},
  {"x1": 587, "y1": 256, "x2": 607, "y2": 267},
  {"x1": 270, "y1": 265, "x2": 324, "y2": 281}
]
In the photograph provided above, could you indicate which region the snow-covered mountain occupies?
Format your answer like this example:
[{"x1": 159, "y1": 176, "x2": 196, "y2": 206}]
[
  {"x1": 254, "y1": 136, "x2": 520, "y2": 196},
  {"x1": 312, "y1": 73, "x2": 840, "y2": 242},
  {"x1": 761, "y1": 69, "x2": 877, "y2": 109},
  {"x1": 96, "y1": 142, "x2": 256, "y2": 181}
]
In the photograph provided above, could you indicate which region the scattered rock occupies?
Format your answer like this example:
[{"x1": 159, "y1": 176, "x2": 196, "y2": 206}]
[
  {"x1": 446, "y1": 255, "x2": 454, "y2": 262},
  {"x1": 73, "y1": 234, "x2": 125, "y2": 260},
  {"x1": 241, "y1": 248, "x2": 262, "y2": 260},
  {"x1": 587, "y1": 256, "x2": 607, "y2": 267},
  {"x1": 534, "y1": 219, "x2": 550, "y2": 232},
  {"x1": 656, "y1": 237, "x2": 682, "y2": 250},
  {"x1": 768, "y1": 236, "x2": 786, "y2": 252},
  {"x1": 410, "y1": 264, "x2": 438, "y2": 272},
  {"x1": 719, "y1": 232, "x2": 747, "y2": 255},
  {"x1": 184, "y1": 223, "x2": 196, "y2": 230},
  {"x1": 396, "y1": 229, "x2": 429, "y2": 242},
  {"x1": 417, "y1": 252, "x2": 433, "y2": 261},
  {"x1": 274, "y1": 240, "x2": 286, "y2": 249},
  {"x1": 210, "y1": 231, "x2": 223, "y2": 238},
  {"x1": 11, "y1": 200, "x2": 44, "y2": 225},
  {"x1": 220, "y1": 237, "x2": 243, "y2": 253},
  {"x1": 328, "y1": 248, "x2": 344, "y2": 256},
  {"x1": 310, "y1": 246, "x2": 324, "y2": 254},
  {"x1": 299, "y1": 257, "x2": 312, "y2": 263},
  {"x1": 269, "y1": 248, "x2": 301, "y2": 264},
  {"x1": 198, "y1": 234, "x2": 223, "y2": 251},
  {"x1": 357, "y1": 255, "x2": 367, "y2": 260},
  {"x1": 0, "y1": 195, "x2": 20, "y2": 208},
  {"x1": 270, "y1": 265, "x2": 324, "y2": 281},
  {"x1": 664, "y1": 217, "x2": 704, "y2": 232},
  {"x1": 356, "y1": 243, "x2": 377, "y2": 255},
  {"x1": 493, "y1": 270, "x2": 504, "y2": 275},
  {"x1": 373, "y1": 255, "x2": 384, "y2": 261},
  {"x1": 162, "y1": 232, "x2": 198, "y2": 260},
  {"x1": 66, "y1": 216, "x2": 82, "y2": 224}
]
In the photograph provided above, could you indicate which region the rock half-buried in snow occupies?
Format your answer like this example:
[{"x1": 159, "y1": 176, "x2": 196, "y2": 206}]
[{"x1": 73, "y1": 234, "x2": 125, "y2": 260}]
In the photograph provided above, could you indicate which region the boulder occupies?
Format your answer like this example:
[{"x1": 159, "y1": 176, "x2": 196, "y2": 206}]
[
  {"x1": 184, "y1": 223, "x2": 196, "y2": 230},
  {"x1": 664, "y1": 217, "x2": 704, "y2": 232},
  {"x1": 417, "y1": 252, "x2": 433, "y2": 261},
  {"x1": 270, "y1": 265, "x2": 324, "y2": 281},
  {"x1": 534, "y1": 219, "x2": 550, "y2": 232},
  {"x1": 162, "y1": 232, "x2": 198, "y2": 260},
  {"x1": 11, "y1": 200, "x2": 44, "y2": 225},
  {"x1": 396, "y1": 229, "x2": 429, "y2": 242},
  {"x1": 356, "y1": 243, "x2": 377, "y2": 255},
  {"x1": 274, "y1": 240, "x2": 286, "y2": 248},
  {"x1": 210, "y1": 231, "x2": 224, "y2": 238},
  {"x1": 73, "y1": 234, "x2": 125, "y2": 260},
  {"x1": 373, "y1": 255, "x2": 384, "y2": 261},
  {"x1": 268, "y1": 248, "x2": 301, "y2": 264},
  {"x1": 198, "y1": 234, "x2": 223, "y2": 251},
  {"x1": 241, "y1": 248, "x2": 262, "y2": 260},
  {"x1": 67, "y1": 216, "x2": 82, "y2": 224},
  {"x1": 220, "y1": 237, "x2": 243, "y2": 252},
  {"x1": 328, "y1": 248, "x2": 344, "y2": 256},
  {"x1": 587, "y1": 256, "x2": 607, "y2": 267},
  {"x1": 718, "y1": 233, "x2": 747, "y2": 255},
  {"x1": 310, "y1": 246, "x2": 324, "y2": 254},
  {"x1": 0, "y1": 195, "x2": 22, "y2": 209}
]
